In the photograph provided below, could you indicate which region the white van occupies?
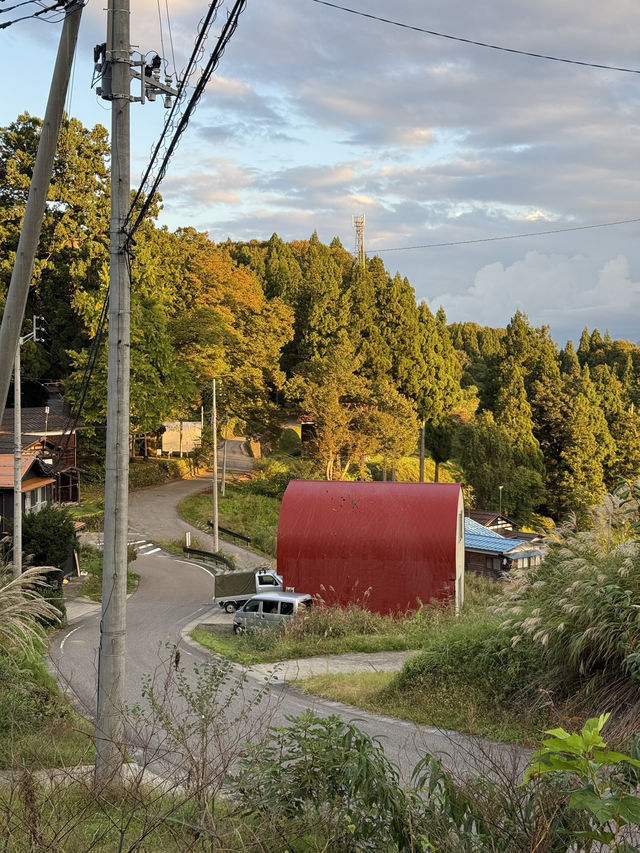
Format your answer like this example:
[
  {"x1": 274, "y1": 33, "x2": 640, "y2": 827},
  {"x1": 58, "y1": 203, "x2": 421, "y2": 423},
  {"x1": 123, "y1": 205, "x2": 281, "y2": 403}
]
[{"x1": 232, "y1": 591, "x2": 313, "y2": 634}]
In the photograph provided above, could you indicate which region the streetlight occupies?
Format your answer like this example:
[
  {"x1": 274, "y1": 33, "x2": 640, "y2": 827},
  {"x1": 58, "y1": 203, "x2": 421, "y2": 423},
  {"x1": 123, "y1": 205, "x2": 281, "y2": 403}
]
[{"x1": 498, "y1": 484, "x2": 503, "y2": 517}]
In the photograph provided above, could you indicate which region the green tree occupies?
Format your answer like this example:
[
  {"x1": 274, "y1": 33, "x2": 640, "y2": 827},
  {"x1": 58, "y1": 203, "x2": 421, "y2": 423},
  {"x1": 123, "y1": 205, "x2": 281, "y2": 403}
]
[
  {"x1": 494, "y1": 361, "x2": 543, "y2": 471},
  {"x1": 454, "y1": 412, "x2": 544, "y2": 523},
  {"x1": 0, "y1": 113, "x2": 110, "y2": 379}
]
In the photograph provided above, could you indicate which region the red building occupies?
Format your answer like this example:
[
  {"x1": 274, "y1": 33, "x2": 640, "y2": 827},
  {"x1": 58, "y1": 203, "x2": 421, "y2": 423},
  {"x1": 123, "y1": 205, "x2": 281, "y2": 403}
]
[{"x1": 277, "y1": 481, "x2": 464, "y2": 614}]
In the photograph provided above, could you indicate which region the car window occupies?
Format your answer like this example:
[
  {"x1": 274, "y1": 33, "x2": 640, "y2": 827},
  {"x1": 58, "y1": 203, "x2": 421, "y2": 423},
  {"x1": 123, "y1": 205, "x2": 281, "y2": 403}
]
[
  {"x1": 258, "y1": 575, "x2": 278, "y2": 586},
  {"x1": 243, "y1": 599, "x2": 260, "y2": 612},
  {"x1": 302, "y1": 599, "x2": 313, "y2": 609},
  {"x1": 280, "y1": 601, "x2": 294, "y2": 615},
  {"x1": 262, "y1": 600, "x2": 279, "y2": 614}
]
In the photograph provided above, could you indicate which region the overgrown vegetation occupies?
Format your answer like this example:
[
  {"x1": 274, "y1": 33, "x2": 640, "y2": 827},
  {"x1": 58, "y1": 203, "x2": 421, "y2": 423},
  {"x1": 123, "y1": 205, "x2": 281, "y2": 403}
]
[
  {"x1": 179, "y1": 482, "x2": 281, "y2": 557},
  {"x1": 76, "y1": 545, "x2": 139, "y2": 601},
  {"x1": 302, "y1": 490, "x2": 640, "y2": 744},
  {"x1": 0, "y1": 565, "x2": 94, "y2": 770}
]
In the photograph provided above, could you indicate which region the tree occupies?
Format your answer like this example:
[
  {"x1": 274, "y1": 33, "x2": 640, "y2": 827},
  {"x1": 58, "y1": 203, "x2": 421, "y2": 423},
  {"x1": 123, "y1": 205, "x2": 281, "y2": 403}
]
[
  {"x1": 286, "y1": 334, "x2": 370, "y2": 480},
  {"x1": 0, "y1": 113, "x2": 110, "y2": 379},
  {"x1": 552, "y1": 366, "x2": 616, "y2": 521},
  {"x1": 494, "y1": 361, "x2": 543, "y2": 471},
  {"x1": 415, "y1": 304, "x2": 462, "y2": 480},
  {"x1": 454, "y1": 412, "x2": 545, "y2": 524},
  {"x1": 424, "y1": 416, "x2": 456, "y2": 483}
]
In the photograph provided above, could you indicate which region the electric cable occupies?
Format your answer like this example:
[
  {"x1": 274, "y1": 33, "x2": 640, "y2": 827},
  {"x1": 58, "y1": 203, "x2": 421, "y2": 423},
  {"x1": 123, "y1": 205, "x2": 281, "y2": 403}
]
[
  {"x1": 126, "y1": 0, "x2": 247, "y2": 242},
  {"x1": 165, "y1": 0, "x2": 176, "y2": 76},
  {"x1": 53, "y1": 286, "x2": 110, "y2": 472},
  {"x1": 309, "y1": 0, "x2": 640, "y2": 75},
  {"x1": 0, "y1": 0, "x2": 69, "y2": 28},
  {"x1": 156, "y1": 0, "x2": 167, "y2": 73},
  {"x1": 127, "y1": 0, "x2": 225, "y2": 230},
  {"x1": 374, "y1": 216, "x2": 640, "y2": 253}
]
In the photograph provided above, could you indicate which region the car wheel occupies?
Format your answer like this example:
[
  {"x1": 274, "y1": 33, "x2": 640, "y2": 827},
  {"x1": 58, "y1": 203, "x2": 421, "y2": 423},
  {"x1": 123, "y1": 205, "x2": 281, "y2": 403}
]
[
  {"x1": 224, "y1": 602, "x2": 237, "y2": 614},
  {"x1": 233, "y1": 623, "x2": 244, "y2": 635}
]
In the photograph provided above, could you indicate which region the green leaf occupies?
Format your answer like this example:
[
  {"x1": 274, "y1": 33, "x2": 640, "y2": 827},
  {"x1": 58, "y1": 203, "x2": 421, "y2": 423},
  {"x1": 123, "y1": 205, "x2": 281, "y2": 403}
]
[
  {"x1": 569, "y1": 787, "x2": 621, "y2": 824},
  {"x1": 619, "y1": 795, "x2": 640, "y2": 825}
]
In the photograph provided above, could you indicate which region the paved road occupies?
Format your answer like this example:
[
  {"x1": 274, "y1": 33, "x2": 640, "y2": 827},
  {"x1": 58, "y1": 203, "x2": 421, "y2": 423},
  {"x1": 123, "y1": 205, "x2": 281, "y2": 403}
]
[
  {"x1": 52, "y1": 472, "x2": 525, "y2": 784},
  {"x1": 128, "y1": 469, "x2": 266, "y2": 570},
  {"x1": 52, "y1": 552, "x2": 522, "y2": 783}
]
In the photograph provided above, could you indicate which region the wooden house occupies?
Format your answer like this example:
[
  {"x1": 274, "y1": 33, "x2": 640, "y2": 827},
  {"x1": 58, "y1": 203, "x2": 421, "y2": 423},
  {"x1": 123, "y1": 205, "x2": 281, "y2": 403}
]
[
  {"x1": 0, "y1": 405, "x2": 80, "y2": 505},
  {"x1": 0, "y1": 454, "x2": 56, "y2": 535}
]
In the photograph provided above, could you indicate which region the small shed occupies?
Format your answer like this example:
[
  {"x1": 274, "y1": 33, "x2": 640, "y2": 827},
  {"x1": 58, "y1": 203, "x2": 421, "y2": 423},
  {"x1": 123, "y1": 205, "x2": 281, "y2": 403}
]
[{"x1": 277, "y1": 481, "x2": 464, "y2": 614}]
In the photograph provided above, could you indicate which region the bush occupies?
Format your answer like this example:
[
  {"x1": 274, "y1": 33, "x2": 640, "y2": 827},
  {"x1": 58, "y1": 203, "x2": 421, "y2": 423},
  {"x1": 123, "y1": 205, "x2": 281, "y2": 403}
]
[
  {"x1": 22, "y1": 504, "x2": 76, "y2": 623},
  {"x1": 394, "y1": 615, "x2": 544, "y2": 706},
  {"x1": 128, "y1": 458, "x2": 193, "y2": 489},
  {"x1": 497, "y1": 513, "x2": 640, "y2": 736},
  {"x1": 232, "y1": 711, "x2": 419, "y2": 851}
]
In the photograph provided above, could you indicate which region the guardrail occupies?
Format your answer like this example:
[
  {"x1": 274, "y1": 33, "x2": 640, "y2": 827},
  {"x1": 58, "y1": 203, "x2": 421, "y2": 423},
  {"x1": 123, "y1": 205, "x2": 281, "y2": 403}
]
[
  {"x1": 207, "y1": 520, "x2": 251, "y2": 545},
  {"x1": 182, "y1": 546, "x2": 234, "y2": 570}
]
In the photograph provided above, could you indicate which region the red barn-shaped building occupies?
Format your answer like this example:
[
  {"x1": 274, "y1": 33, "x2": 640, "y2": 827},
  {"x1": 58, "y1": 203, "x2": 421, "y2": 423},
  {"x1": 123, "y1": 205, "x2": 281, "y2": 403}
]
[{"x1": 277, "y1": 481, "x2": 464, "y2": 614}]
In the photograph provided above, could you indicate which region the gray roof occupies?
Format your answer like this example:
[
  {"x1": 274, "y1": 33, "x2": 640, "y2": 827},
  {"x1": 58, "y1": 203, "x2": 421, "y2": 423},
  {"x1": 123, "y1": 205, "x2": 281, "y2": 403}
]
[{"x1": 0, "y1": 407, "x2": 73, "y2": 436}]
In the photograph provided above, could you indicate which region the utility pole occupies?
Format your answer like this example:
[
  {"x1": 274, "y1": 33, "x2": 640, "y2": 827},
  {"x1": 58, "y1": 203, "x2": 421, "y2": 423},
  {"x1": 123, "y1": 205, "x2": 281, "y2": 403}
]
[
  {"x1": 95, "y1": 0, "x2": 132, "y2": 787},
  {"x1": 211, "y1": 379, "x2": 219, "y2": 552},
  {"x1": 94, "y1": 0, "x2": 178, "y2": 787},
  {"x1": 13, "y1": 316, "x2": 43, "y2": 579},
  {"x1": 12, "y1": 342, "x2": 22, "y2": 580},
  {"x1": 0, "y1": 1, "x2": 83, "y2": 429},
  {"x1": 221, "y1": 418, "x2": 228, "y2": 497}
]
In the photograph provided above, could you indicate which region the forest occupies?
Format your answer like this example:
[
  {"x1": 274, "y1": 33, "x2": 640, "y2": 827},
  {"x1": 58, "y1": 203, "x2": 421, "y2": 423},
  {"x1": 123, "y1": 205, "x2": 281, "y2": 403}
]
[{"x1": 1, "y1": 113, "x2": 639, "y2": 526}]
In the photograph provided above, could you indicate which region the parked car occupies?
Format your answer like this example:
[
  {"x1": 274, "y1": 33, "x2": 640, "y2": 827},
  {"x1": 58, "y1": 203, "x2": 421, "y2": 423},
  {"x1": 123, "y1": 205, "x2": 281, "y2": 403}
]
[{"x1": 232, "y1": 591, "x2": 313, "y2": 634}]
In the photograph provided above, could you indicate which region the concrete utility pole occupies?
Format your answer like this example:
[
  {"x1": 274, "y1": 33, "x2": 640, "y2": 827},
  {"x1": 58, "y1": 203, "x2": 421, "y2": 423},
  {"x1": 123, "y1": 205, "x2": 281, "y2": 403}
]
[
  {"x1": 221, "y1": 418, "x2": 228, "y2": 497},
  {"x1": 12, "y1": 316, "x2": 43, "y2": 579},
  {"x1": 12, "y1": 342, "x2": 22, "y2": 580},
  {"x1": 211, "y1": 378, "x2": 219, "y2": 552},
  {"x1": 0, "y1": 1, "x2": 83, "y2": 430},
  {"x1": 95, "y1": 0, "x2": 132, "y2": 787},
  {"x1": 94, "y1": 0, "x2": 178, "y2": 788}
]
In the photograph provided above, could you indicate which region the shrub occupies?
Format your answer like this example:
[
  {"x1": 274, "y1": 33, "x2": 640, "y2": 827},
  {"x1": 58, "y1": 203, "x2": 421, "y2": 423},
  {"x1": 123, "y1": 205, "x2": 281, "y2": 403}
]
[
  {"x1": 128, "y1": 457, "x2": 192, "y2": 489},
  {"x1": 394, "y1": 615, "x2": 544, "y2": 706},
  {"x1": 232, "y1": 711, "x2": 420, "y2": 851},
  {"x1": 497, "y1": 517, "x2": 640, "y2": 734}
]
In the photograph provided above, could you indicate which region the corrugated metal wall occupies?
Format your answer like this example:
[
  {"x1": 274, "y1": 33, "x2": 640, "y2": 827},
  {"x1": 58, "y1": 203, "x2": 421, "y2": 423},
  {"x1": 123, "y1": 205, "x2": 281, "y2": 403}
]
[{"x1": 277, "y1": 481, "x2": 464, "y2": 614}]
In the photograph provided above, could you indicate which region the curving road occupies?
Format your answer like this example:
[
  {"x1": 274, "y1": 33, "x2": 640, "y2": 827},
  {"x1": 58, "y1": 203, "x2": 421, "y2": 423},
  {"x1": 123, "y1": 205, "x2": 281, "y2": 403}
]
[{"x1": 51, "y1": 477, "x2": 524, "y2": 784}]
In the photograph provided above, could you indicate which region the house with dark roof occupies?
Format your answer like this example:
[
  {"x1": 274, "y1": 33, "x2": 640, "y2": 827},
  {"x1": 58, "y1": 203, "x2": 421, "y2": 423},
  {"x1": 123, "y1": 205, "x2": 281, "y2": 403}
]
[
  {"x1": 0, "y1": 404, "x2": 80, "y2": 507},
  {"x1": 464, "y1": 517, "x2": 544, "y2": 579}
]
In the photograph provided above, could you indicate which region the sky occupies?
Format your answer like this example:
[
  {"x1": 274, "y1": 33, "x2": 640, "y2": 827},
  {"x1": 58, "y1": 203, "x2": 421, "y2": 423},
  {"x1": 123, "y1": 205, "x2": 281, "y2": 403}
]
[{"x1": 2, "y1": 0, "x2": 640, "y2": 346}]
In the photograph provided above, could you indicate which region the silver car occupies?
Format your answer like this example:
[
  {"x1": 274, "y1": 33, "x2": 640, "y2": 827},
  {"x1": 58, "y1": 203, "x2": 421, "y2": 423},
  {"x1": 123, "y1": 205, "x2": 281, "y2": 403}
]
[{"x1": 232, "y1": 591, "x2": 313, "y2": 634}]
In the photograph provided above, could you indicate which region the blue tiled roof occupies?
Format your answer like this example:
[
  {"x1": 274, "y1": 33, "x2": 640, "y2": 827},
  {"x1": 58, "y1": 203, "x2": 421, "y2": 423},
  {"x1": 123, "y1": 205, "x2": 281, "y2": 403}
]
[{"x1": 464, "y1": 517, "x2": 524, "y2": 554}]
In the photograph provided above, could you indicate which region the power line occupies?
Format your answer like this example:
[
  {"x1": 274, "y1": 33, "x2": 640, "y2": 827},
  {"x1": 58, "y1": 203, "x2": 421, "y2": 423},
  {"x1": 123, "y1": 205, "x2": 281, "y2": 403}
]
[
  {"x1": 374, "y1": 216, "x2": 640, "y2": 253},
  {"x1": 0, "y1": 0, "x2": 69, "y2": 28},
  {"x1": 126, "y1": 0, "x2": 247, "y2": 241},
  {"x1": 310, "y1": 0, "x2": 640, "y2": 75}
]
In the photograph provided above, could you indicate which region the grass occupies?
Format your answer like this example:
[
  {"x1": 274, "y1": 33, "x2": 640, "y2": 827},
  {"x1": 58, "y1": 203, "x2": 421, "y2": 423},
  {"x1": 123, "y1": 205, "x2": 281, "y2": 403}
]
[
  {"x1": 295, "y1": 670, "x2": 543, "y2": 744},
  {"x1": 76, "y1": 546, "x2": 139, "y2": 602},
  {"x1": 0, "y1": 646, "x2": 94, "y2": 770},
  {"x1": 0, "y1": 784, "x2": 261, "y2": 852},
  {"x1": 179, "y1": 484, "x2": 280, "y2": 557},
  {"x1": 191, "y1": 625, "x2": 413, "y2": 665}
]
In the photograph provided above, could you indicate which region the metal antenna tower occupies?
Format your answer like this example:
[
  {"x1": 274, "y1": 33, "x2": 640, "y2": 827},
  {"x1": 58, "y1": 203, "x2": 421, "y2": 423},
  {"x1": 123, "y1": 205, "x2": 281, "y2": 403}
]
[{"x1": 352, "y1": 214, "x2": 365, "y2": 266}]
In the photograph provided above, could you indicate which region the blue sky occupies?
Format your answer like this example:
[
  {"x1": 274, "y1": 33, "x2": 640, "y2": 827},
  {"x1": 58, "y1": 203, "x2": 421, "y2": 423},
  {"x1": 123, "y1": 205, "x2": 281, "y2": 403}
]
[{"x1": 2, "y1": 0, "x2": 640, "y2": 346}]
